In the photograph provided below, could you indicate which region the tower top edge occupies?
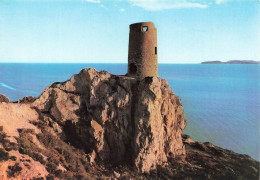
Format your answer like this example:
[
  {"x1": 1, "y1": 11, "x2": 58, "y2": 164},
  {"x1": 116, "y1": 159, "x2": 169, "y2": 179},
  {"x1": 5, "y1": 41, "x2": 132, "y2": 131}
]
[{"x1": 130, "y1": 22, "x2": 155, "y2": 28}]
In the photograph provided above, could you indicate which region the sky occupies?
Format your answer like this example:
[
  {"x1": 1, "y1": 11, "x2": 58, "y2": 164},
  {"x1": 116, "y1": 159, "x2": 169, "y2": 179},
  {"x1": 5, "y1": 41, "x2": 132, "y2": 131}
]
[{"x1": 0, "y1": 0, "x2": 259, "y2": 63}]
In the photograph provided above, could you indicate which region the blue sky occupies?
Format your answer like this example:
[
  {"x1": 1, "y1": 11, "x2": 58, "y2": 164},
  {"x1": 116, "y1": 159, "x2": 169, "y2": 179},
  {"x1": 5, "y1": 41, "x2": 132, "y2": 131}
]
[{"x1": 0, "y1": 0, "x2": 259, "y2": 63}]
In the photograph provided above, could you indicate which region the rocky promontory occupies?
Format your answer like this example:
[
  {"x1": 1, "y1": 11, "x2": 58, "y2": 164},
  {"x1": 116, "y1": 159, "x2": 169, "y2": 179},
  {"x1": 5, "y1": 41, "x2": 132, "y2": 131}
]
[{"x1": 0, "y1": 68, "x2": 259, "y2": 179}]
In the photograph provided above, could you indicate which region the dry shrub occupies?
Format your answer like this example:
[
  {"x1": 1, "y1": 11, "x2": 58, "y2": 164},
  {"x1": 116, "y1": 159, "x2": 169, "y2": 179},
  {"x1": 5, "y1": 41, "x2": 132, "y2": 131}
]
[{"x1": 7, "y1": 163, "x2": 22, "y2": 178}]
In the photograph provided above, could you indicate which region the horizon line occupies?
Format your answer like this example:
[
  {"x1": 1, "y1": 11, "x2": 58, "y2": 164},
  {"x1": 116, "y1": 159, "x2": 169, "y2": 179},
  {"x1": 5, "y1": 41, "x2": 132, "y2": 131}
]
[{"x1": 0, "y1": 62, "x2": 202, "y2": 64}]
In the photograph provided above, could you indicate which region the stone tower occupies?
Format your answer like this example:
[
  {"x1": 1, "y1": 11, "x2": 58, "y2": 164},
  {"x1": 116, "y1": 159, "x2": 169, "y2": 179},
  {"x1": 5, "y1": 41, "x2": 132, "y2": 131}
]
[{"x1": 127, "y1": 22, "x2": 158, "y2": 79}]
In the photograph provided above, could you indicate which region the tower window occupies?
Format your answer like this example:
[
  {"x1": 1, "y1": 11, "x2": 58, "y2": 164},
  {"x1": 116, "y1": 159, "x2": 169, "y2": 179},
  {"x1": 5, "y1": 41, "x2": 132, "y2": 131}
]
[
  {"x1": 155, "y1": 47, "x2": 157, "y2": 55},
  {"x1": 142, "y1": 26, "x2": 148, "y2": 32}
]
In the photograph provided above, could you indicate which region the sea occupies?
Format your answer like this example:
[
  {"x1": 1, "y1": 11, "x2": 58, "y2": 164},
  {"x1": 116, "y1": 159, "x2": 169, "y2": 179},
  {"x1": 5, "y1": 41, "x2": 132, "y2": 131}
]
[{"x1": 0, "y1": 63, "x2": 259, "y2": 160}]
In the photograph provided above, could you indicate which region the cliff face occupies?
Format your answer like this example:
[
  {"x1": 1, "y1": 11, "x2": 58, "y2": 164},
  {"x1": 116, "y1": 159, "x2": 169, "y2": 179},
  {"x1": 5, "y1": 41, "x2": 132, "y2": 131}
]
[
  {"x1": 0, "y1": 68, "x2": 259, "y2": 179},
  {"x1": 32, "y1": 68, "x2": 186, "y2": 172}
]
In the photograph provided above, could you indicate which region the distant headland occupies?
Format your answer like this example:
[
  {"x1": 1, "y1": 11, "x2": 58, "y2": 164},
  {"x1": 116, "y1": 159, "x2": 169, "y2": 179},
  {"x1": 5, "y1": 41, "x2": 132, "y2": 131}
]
[{"x1": 201, "y1": 60, "x2": 260, "y2": 64}]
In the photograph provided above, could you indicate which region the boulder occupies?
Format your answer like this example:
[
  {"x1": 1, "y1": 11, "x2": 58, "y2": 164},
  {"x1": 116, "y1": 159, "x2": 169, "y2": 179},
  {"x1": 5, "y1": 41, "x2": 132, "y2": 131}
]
[{"x1": 0, "y1": 94, "x2": 9, "y2": 103}]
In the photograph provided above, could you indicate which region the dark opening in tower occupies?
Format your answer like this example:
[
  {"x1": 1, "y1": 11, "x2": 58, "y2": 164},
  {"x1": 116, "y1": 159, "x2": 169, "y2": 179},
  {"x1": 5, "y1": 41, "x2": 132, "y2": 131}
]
[{"x1": 129, "y1": 63, "x2": 137, "y2": 75}]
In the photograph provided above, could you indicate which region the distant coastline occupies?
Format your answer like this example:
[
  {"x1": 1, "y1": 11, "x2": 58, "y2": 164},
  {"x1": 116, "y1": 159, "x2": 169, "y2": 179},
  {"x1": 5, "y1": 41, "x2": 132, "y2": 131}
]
[{"x1": 201, "y1": 60, "x2": 260, "y2": 64}]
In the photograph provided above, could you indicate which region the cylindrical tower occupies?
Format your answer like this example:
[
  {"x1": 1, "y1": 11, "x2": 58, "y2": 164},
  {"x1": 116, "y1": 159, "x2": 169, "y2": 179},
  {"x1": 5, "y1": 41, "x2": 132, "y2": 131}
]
[{"x1": 127, "y1": 22, "x2": 158, "y2": 79}]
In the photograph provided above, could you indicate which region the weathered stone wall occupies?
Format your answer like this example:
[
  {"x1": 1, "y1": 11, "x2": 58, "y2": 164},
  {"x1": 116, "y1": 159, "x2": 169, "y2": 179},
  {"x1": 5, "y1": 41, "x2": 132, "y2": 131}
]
[{"x1": 128, "y1": 22, "x2": 158, "y2": 79}]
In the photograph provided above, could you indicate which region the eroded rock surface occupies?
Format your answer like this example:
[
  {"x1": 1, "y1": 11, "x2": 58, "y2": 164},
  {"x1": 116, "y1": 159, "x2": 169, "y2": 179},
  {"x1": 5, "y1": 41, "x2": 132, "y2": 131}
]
[
  {"x1": 157, "y1": 135, "x2": 260, "y2": 180},
  {"x1": 133, "y1": 77, "x2": 186, "y2": 172},
  {"x1": 0, "y1": 103, "x2": 48, "y2": 179},
  {"x1": 32, "y1": 68, "x2": 186, "y2": 172},
  {"x1": 0, "y1": 94, "x2": 9, "y2": 103}
]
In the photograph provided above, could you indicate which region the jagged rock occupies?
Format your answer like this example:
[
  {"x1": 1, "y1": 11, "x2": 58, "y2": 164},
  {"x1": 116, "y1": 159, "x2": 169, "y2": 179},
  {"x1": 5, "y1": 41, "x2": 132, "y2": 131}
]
[
  {"x1": 133, "y1": 77, "x2": 186, "y2": 172},
  {"x1": 17, "y1": 96, "x2": 36, "y2": 104},
  {"x1": 0, "y1": 94, "x2": 9, "y2": 103},
  {"x1": 31, "y1": 68, "x2": 186, "y2": 172},
  {"x1": 161, "y1": 134, "x2": 260, "y2": 179}
]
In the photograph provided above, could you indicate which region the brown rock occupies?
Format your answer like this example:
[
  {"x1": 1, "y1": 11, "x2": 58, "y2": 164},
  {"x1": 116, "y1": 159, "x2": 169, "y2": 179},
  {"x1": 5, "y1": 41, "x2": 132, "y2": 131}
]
[
  {"x1": 31, "y1": 68, "x2": 186, "y2": 172},
  {"x1": 17, "y1": 96, "x2": 36, "y2": 104},
  {"x1": 0, "y1": 103, "x2": 40, "y2": 137},
  {"x1": 114, "y1": 171, "x2": 120, "y2": 178},
  {"x1": 0, "y1": 103, "x2": 48, "y2": 179},
  {"x1": 133, "y1": 77, "x2": 186, "y2": 172},
  {"x1": 155, "y1": 134, "x2": 260, "y2": 180},
  {"x1": 0, "y1": 94, "x2": 9, "y2": 103}
]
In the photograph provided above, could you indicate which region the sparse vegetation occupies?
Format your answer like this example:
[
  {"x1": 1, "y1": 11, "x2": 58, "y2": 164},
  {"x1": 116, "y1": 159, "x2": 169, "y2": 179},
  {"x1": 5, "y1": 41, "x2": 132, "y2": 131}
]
[
  {"x1": 0, "y1": 129, "x2": 18, "y2": 162},
  {"x1": 0, "y1": 148, "x2": 9, "y2": 162},
  {"x1": 17, "y1": 128, "x2": 45, "y2": 165},
  {"x1": 30, "y1": 118, "x2": 95, "y2": 179},
  {"x1": 7, "y1": 163, "x2": 22, "y2": 178},
  {"x1": 9, "y1": 156, "x2": 17, "y2": 161}
]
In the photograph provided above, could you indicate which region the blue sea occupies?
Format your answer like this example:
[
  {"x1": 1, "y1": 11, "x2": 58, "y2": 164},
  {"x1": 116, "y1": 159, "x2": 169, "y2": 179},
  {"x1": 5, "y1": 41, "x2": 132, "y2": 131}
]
[{"x1": 0, "y1": 63, "x2": 259, "y2": 160}]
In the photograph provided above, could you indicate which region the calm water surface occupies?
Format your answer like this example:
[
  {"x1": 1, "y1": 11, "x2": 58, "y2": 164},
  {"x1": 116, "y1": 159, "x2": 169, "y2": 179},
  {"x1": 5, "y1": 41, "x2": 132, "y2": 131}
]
[{"x1": 0, "y1": 63, "x2": 259, "y2": 160}]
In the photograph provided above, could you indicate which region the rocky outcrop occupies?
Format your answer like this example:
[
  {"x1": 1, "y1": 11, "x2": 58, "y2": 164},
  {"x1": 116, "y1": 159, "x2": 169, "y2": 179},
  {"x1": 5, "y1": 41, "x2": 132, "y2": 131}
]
[
  {"x1": 132, "y1": 77, "x2": 186, "y2": 172},
  {"x1": 158, "y1": 135, "x2": 260, "y2": 180},
  {"x1": 17, "y1": 96, "x2": 36, "y2": 104},
  {"x1": 0, "y1": 94, "x2": 9, "y2": 103},
  {"x1": 0, "y1": 67, "x2": 259, "y2": 179},
  {"x1": 31, "y1": 68, "x2": 186, "y2": 172}
]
